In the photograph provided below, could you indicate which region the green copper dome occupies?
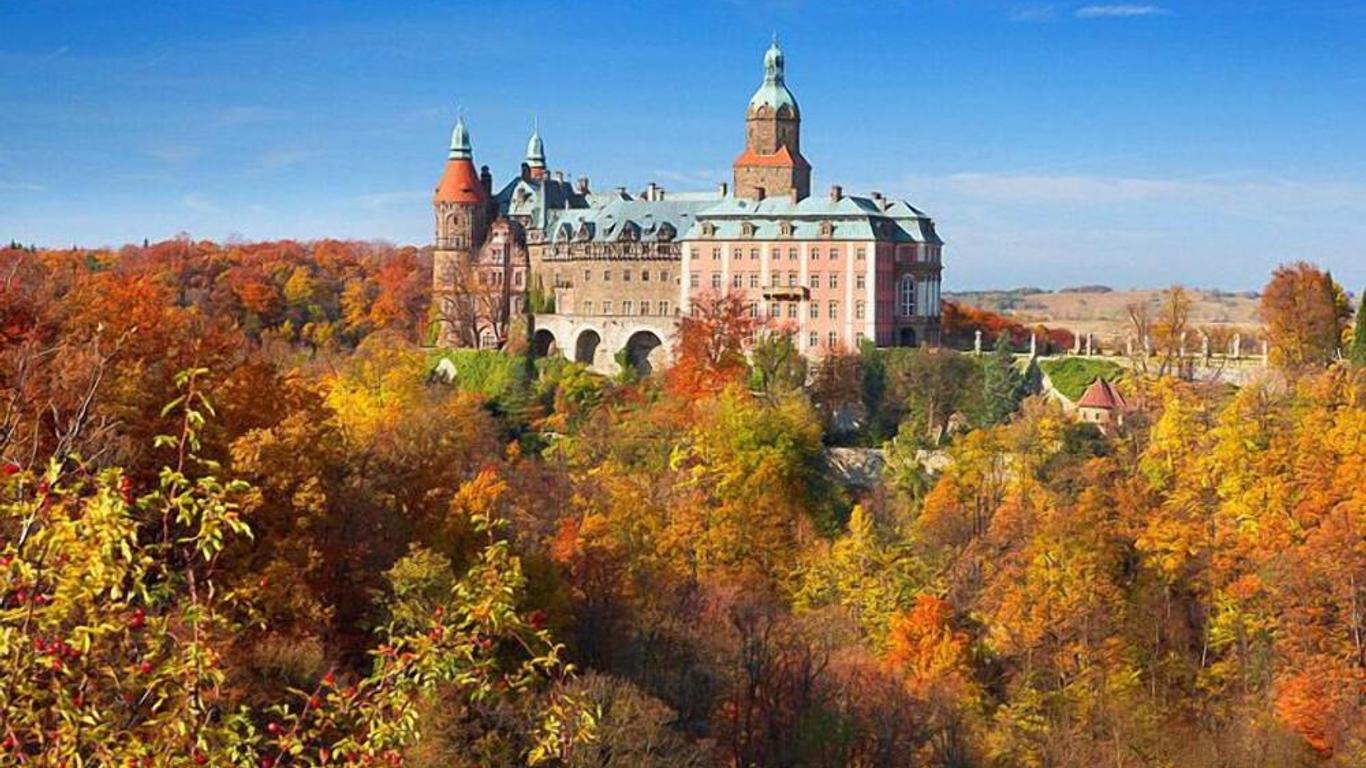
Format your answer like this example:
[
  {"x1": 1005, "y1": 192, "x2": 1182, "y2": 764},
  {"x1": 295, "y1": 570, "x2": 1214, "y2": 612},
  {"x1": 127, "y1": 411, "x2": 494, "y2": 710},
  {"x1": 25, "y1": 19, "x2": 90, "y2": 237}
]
[
  {"x1": 525, "y1": 122, "x2": 546, "y2": 168},
  {"x1": 448, "y1": 114, "x2": 472, "y2": 160},
  {"x1": 748, "y1": 38, "x2": 799, "y2": 117}
]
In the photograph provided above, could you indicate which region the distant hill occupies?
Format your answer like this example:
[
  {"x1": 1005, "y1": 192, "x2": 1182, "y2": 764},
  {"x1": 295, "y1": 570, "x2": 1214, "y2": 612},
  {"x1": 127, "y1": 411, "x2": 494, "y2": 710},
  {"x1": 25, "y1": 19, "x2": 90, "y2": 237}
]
[{"x1": 944, "y1": 287, "x2": 1262, "y2": 341}]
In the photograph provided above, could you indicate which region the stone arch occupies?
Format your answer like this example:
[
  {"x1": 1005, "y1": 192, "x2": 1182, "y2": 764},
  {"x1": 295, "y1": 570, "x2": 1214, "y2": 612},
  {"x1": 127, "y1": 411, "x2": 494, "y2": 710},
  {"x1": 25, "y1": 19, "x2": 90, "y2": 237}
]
[
  {"x1": 624, "y1": 330, "x2": 664, "y2": 376},
  {"x1": 531, "y1": 328, "x2": 558, "y2": 359},
  {"x1": 899, "y1": 327, "x2": 918, "y2": 348},
  {"x1": 574, "y1": 329, "x2": 602, "y2": 366}
]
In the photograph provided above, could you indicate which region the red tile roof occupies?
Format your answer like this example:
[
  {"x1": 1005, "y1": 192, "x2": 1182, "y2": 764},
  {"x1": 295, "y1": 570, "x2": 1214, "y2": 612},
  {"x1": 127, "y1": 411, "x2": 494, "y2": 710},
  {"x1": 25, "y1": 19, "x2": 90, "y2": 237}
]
[
  {"x1": 434, "y1": 158, "x2": 486, "y2": 204},
  {"x1": 1077, "y1": 378, "x2": 1127, "y2": 410},
  {"x1": 732, "y1": 144, "x2": 811, "y2": 170}
]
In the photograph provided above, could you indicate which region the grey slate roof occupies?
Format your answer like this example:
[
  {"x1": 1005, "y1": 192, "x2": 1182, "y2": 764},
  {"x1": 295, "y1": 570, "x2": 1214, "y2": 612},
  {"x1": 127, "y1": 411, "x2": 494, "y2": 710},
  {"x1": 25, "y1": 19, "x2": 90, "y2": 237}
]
[
  {"x1": 546, "y1": 198, "x2": 716, "y2": 244},
  {"x1": 685, "y1": 195, "x2": 942, "y2": 244}
]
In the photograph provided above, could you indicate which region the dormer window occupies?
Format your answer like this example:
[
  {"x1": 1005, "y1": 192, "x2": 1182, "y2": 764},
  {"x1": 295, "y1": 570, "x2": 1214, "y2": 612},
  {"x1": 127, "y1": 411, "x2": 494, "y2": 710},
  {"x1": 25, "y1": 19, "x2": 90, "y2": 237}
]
[
  {"x1": 740, "y1": 221, "x2": 756, "y2": 238},
  {"x1": 778, "y1": 221, "x2": 794, "y2": 238},
  {"x1": 658, "y1": 222, "x2": 675, "y2": 242},
  {"x1": 701, "y1": 221, "x2": 717, "y2": 238},
  {"x1": 819, "y1": 221, "x2": 834, "y2": 239}
]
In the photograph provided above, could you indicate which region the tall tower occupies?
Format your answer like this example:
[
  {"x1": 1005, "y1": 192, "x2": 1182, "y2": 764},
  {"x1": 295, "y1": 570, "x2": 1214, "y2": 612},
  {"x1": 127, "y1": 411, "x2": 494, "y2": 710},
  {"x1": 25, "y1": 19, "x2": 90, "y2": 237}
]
[
  {"x1": 432, "y1": 114, "x2": 489, "y2": 344},
  {"x1": 733, "y1": 38, "x2": 811, "y2": 201}
]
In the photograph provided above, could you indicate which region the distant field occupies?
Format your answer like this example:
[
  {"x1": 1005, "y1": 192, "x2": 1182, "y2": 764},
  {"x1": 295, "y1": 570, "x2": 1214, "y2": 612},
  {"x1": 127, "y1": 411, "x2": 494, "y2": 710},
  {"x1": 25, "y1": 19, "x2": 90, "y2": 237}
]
[{"x1": 946, "y1": 287, "x2": 1262, "y2": 342}]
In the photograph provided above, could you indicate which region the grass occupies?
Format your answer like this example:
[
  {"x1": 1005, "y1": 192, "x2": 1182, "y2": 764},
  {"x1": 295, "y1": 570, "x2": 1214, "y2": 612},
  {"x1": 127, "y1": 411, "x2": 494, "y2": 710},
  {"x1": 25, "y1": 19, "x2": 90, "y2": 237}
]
[{"x1": 1038, "y1": 358, "x2": 1124, "y2": 401}]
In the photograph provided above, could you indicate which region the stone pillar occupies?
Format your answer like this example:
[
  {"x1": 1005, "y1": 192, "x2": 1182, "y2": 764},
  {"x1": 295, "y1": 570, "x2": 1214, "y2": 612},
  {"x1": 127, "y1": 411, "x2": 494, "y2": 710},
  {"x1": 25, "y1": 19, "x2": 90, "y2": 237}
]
[
  {"x1": 1085, "y1": 333, "x2": 1093, "y2": 356},
  {"x1": 1232, "y1": 333, "x2": 1241, "y2": 359},
  {"x1": 974, "y1": 329, "x2": 982, "y2": 356},
  {"x1": 1201, "y1": 332, "x2": 1210, "y2": 361},
  {"x1": 1029, "y1": 332, "x2": 1037, "y2": 358},
  {"x1": 1072, "y1": 333, "x2": 1081, "y2": 355}
]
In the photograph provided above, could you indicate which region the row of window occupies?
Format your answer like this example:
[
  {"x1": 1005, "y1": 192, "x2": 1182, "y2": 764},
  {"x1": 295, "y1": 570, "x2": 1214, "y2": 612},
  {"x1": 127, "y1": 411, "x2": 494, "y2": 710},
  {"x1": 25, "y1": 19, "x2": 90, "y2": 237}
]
[
  {"x1": 477, "y1": 270, "x2": 523, "y2": 287},
  {"x1": 743, "y1": 300, "x2": 866, "y2": 320},
  {"x1": 580, "y1": 300, "x2": 674, "y2": 317},
  {"x1": 581, "y1": 268, "x2": 671, "y2": 283},
  {"x1": 692, "y1": 246, "x2": 866, "y2": 262},
  {"x1": 690, "y1": 272, "x2": 868, "y2": 291}
]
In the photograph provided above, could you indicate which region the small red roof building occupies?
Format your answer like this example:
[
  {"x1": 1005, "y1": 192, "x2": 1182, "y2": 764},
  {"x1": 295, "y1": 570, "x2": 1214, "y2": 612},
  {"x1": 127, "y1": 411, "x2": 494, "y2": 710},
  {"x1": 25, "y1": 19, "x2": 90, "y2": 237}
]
[{"x1": 1077, "y1": 378, "x2": 1127, "y2": 410}]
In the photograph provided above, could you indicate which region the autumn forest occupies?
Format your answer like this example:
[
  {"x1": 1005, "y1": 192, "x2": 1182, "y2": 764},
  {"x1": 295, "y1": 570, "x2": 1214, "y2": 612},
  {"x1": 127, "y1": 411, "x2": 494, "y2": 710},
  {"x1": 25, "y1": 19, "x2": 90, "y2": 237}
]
[{"x1": 1, "y1": 239, "x2": 1364, "y2": 767}]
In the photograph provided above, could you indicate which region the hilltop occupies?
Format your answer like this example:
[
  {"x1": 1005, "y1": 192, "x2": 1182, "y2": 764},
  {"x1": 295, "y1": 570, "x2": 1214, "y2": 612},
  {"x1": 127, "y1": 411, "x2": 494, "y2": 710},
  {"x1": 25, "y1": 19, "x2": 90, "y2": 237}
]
[{"x1": 945, "y1": 285, "x2": 1263, "y2": 341}]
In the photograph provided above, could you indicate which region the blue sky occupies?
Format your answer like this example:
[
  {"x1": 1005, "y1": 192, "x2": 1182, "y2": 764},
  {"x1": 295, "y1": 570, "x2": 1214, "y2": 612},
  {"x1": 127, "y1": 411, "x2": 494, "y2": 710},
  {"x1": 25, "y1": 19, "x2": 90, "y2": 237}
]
[{"x1": 2, "y1": 0, "x2": 1364, "y2": 290}]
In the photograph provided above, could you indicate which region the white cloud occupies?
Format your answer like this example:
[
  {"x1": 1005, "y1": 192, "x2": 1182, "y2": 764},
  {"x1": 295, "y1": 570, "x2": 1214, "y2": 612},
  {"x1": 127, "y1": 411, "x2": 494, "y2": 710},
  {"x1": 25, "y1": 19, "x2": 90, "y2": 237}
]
[
  {"x1": 1075, "y1": 4, "x2": 1171, "y2": 18},
  {"x1": 181, "y1": 194, "x2": 222, "y2": 214},
  {"x1": 1011, "y1": 5, "x2": 1058, "y2": 22},
  {"x1": 0, "y1": 181, "x2": 46, "y2": 192}
]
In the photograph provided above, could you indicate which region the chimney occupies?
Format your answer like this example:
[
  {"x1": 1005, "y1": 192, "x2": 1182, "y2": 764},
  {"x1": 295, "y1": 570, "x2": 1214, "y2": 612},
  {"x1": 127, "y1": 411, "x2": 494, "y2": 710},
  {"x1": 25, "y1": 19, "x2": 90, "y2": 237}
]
[
  {"x1": 718, "y1": 182, "x2": 729, "y2": 198},
  {"x1": 480, "y1": 165, "x2": 493, "y2": 194},
  {"x1": 646, "y1": 181, "x2": 659, "y2": 201},
  {"x1": 829, "y1": 184, "x2": 843, "y2": 201},
  {"x1": 576, "y1": 176, "x2": 590, "y2": 194}
]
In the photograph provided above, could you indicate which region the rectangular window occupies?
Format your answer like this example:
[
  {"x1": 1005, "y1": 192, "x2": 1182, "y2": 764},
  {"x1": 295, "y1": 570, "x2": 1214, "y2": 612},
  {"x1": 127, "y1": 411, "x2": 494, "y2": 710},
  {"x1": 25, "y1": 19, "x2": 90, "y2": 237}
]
[
  {"x1": 583, "y1": 300, "x2": 593, "y2": 314},
  {"x1": 659, "y1": 300, "x2": 670, "y2": 315},
  {"x1": 712, "y1": 248, "x2": 721, "y2": 260},
  {"x1": 733, "y1": 248, "x2": 742, "y2": 260},
  {"x1": 767, "y1": 302, "x2": 778, "y2": 318},
  {"x1": 689, "y1": 248, "x2": 699, "y2": 261},
  {"x1": 584, "y1": 269, "x2": 591, "y2": 283},
  {"x1": 830, "y1": 273, "x2": 839, "y2": 290},
  {"x1": 690, "y1": 272, "x2": 700, "y2": 288},
  {"x1": 809, "y1": 302, "x2": 819, "y2": 319},
  {"x1": 788, "y1": 303, "x2": 797, "y2": 318},
  {"x1": 770, "y1": 273, "x2": 780, "y2": 287},
  {"x1": 856, "y1": 248, "x2": 866, "y2": 260},
  {"x1": 856, "y1": 274, "x2": 866, "y2": 290},
  {"x1": 602, "y1": 300, "x2": 613, "y2": 314},
  {"x1": 788, "y1": 248, "x2": 797, "y2": 261},
  {"x1": 623, "y1": 270, "x2": 631, "y2": 282},
  {"x1": 641, "y1": 270, "x2": 650, "y2": 281},
  {"x1": 640, "y1": 301, "x2": 650, "y2": 316},
  {"x1": 828, "y1": 331, "x2": 838, "y2": 348},
  {"x1": 810, "y1": 274, "x2": 820, "y2": 289},
  {"x1": 748, "y1": 302, "x2": 758, "y2": 318},
  {"x1": 828, "y1": 301, "x2": 838, "y2": 319},
  {"x1": 829, "y1": 246, "x2": 841, "y2": 260},
  {"x1": 731, "y1": 274, "x2": 742, "y2": 288},
  {"x1": 856, "y1": 301, "x2": 865, "y2": 319},
  {"x1": 788, "y1": 272, "x2": 798, "y2": 287},
  {"x1": 749, "y1": 274, "x2": 758, "y2": 288},
  {"x1": 622, "y1": 300, "x2": 633, "y2": 315},
  {"x1": 809, "y1": 332, "x2": 819, "y2": 348},
  {"x1": 661, "y1": 270, "x2": 669, "y2": 282},
  {"x1": 514, "y1": 271, "x2": 523, "y2": 287},
  {"x1": 711, "y1": 273, "x2": 722, "y2": 289},
  {"x1": 604, "y1": 269, "x2": 611, "y2": 281},
  {"x1": 810, "y1": 248, "x2": 819, "y2": 261},
  {"x1": 750, "y1": 248, "x2": 759, "y2": 260}
]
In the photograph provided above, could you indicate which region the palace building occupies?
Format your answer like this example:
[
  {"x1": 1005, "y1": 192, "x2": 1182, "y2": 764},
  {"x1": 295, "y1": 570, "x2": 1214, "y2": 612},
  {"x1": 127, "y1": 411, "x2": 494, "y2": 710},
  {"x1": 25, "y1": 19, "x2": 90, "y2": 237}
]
[{"x1": 431, "y1": 39, "x2": 944, "y2": 373}]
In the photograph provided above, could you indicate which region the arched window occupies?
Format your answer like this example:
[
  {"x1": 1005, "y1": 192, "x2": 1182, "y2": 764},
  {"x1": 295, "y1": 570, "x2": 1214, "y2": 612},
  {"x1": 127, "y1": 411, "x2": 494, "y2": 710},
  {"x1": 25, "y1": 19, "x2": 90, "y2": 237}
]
[{"x1": 899, "y1": 275, "x2": 916, "y2": 317}]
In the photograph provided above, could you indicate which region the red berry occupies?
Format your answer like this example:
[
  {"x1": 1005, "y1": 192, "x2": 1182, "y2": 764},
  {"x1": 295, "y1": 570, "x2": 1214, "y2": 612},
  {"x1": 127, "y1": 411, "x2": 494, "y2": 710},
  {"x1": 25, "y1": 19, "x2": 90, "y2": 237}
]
[
  {"x1": 194, "y1": 752, "x2": 207, "y2": 765},
  {"x1": 129, "y1": 608, "x2": 146, "y2": 630},
  {"x1": 308, "y1": 695, "x2": 322, "y2": 709},
  {"x1": 139, "y1": 661, "x2": 152, "y2": 675},
  {"x1": 321, "y1": 670, "x2": 336, "y2": 687},
  {"x1": 262, "y1": 756, "x2": 276, "y2": 768},
  {"x1": 266, "y1": 722, "x2": 281, "y2": 735}
]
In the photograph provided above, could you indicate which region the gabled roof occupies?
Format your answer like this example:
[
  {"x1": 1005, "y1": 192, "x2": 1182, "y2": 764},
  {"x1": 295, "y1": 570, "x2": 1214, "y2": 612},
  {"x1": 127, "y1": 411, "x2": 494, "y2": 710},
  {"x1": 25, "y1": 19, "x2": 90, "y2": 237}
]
[{"x1": 1077, "y1": 378, "x2": 1127, "y2": 410}]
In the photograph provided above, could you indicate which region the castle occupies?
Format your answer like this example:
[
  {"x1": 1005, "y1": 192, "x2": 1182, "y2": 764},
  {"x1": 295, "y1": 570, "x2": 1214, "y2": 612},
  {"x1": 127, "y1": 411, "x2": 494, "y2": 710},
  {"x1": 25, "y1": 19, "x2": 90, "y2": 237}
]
[{"x1": 431, "y1": 39, "x2": 944, "y2": 373}]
